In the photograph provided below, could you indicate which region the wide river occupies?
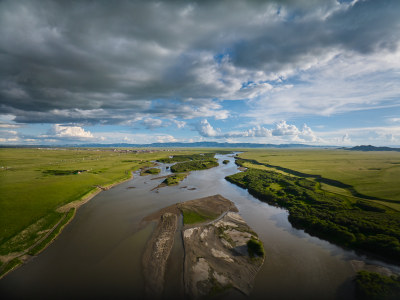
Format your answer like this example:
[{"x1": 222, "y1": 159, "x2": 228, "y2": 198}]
[{"x1": 1, "y1": 154, "x2": 399, "y2": 299}]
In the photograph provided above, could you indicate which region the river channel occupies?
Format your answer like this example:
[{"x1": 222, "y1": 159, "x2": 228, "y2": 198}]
[{"x1": 1, "y1": 153, "x2": 399, "y2": 299}]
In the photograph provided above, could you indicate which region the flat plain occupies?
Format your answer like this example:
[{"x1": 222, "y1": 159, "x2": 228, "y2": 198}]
[
  {"x1": 2, "y1": 147, "x2": 400, "y2": 299},
  {"x1": 0, "y1": 147, "x2": 213, "y2": 276},
  {"x1": 239, "y1": 149, "x2": 400, "y2": 203}
]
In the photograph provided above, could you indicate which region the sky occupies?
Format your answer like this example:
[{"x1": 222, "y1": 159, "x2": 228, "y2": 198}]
[{"x1": 1, "y1": 0, "x2": 400, "y2": 146}]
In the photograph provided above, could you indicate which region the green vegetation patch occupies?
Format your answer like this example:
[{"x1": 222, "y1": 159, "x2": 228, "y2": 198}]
[
  {"x1": 158, "y1": 152, "x2": 219, "y2": 173},
  {"x1": 162, "y1": 173, "x2": 188, "y2": 186},
  {"x1": 355, "y1": 271, "x2": 400, "y2": 300},
  {"x1": 0, "y1": 258, "x2": 22, "y2": 279},
  {"x1": 141, "y1": 168, "x2": 161, "y2": 175},
  {"x1": 247, "y1": 237, "x2": 265, "y2": 258},
  {"x1": 226, "y1": 167, "x2": 400, "y2": 263},
  {"x1": 42, "y1": 169, "x2": 88, "y2": 176},
  {"x1": 222, "y1": 160, "x2": 230, "y2": 164},
  {"x1": 0, "y1": 148, "x2": 188, "y2": 258},
  {"x1": 238, "y1": 149, "x2": 400, "y2": 202},
  {"x1": 0, "y1": 211, "x2": 63, "y2": 255},
  {"x1": 182, "y1": 208, "x2": 217, "y2": 225},
  {"x1": 157, "y1": 152, "x2": 216, "y2": 163},
  {"x1": 171, "y1": 159, "x2": 218, "y2": 173},
  {"x1": 28, "y1": 208, "x2": 75, "y2": 256}
]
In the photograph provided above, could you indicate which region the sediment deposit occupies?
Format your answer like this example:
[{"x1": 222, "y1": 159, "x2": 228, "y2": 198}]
[{"x1": 141, "y1": 195, "x2": 265, "y2": 299}]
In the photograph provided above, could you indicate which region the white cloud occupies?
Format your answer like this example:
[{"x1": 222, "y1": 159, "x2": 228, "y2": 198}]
[
  {"x1": 196, "y1": 119, "x2": 220, "y2": 137},
  {"x1": 342, "y1": 133, "x2": 351, "y2": 144},
  {"x1": 0, "y1": 127, "x2": 20, "y2": 143},
  {"x1": 1, "y1": 129, "x2": 18, "y2": 135},
  {"x1": 123, "y1": 136, "x2": 132, "y2": 142},
  {"x1": 299, "y1": 124, "x2": 318, "y2": 142},
  {"x1": 172, "y1": 119, "x2": 186, "y2": 128},
  {"x1": 88, "y1": 131, "x2": 179, "y2": 144},
  {"x1": 246, "y1": 126, "x2": 272, "y2": 138},
  {"x1": 312, "y1": 126, "x2": 400, "y2": 146},
  {"x1": 0, "y1": 137, "x2": 19, "y2": 142},
  {"x1": 7, "y1": 0, "x2": 398, "y2": 125},
  {"x1": 0, "y1": 123, "x2": 21, "y2": 128},
  {"x1": 141, "y1": 118, "x2": 163, "y2": 129},
  {"x1": 388, "y1": 118, "x2": 400, "y2": 124},
  {"x1": 195, "y1": 119, "x2": 319, "y2": 143},
  {"x1": 271, "y1": 120, "x2": 300, "y2": 136},
  {"x1": 42, "y1": 124, "x2": 94, "y2": 140},
  {"x1": 156, "y1": 135, "x2": 177, "y2": 143},
  {"x1": 247, "y1": 50, "x2": 400, "y2": 124}
]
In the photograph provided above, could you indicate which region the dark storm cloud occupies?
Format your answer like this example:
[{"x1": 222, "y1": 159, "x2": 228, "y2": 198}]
[
  {"x1": 0, "y1": 0, "x2": 399, "y2": 124},
  {"x1": 231, "y1": 0, "x2": 400, "y2": 70}
]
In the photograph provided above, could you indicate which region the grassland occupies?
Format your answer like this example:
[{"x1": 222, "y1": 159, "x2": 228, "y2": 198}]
[
  {"x1": 0, "y1": 147, "x2": 207, "y2": 278},
  {"x1": 181, "y1": 208, "x2": 218, "y2": 225},
  {"x1": 238, "y1": 149, "x2": 400, "y2": 202},
  {"x1": 227, "y1": 153, "x2": 400, "y2": 264}
]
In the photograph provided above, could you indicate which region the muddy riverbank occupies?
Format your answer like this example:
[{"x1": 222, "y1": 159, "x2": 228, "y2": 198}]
[{"x1": 141, "y1": 195, "x2": 264, "y2": 299}]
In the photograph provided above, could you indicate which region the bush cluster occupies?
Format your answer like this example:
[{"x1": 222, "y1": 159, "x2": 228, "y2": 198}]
[
  {"x1": 157, "y1": 153, "x2": 216, "y2": 163},
  {"x1": 171, "y1": 160, "x2": 218, "y2": 173},
  {"x1": 355, "y1": 271, "x2": 400, "y2": 300},
  {"x1": 226, "y1": 167, "x2": 400, "y2": 262}
]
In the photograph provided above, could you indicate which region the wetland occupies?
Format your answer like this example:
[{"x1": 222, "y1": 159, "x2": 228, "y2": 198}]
[{"x1": 1, "y1": 150, "x2": 400, "y2": 299}]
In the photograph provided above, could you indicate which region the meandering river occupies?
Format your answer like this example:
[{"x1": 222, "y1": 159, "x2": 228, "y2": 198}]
[{"x1": 1, "y1": 154, "x2": 399, "y2": 299}]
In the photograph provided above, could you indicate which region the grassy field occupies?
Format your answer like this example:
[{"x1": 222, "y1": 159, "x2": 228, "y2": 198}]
[
  {"x1": 228, "y1": 149, "x2": 400, "y2": 264},
  {"x1": 0, "y1": 147, "x2": 210, "y2": 277},
  {"x1": 181, "y1": 208, "x2": 218, "y2": 225},
  {"x1": 239, "y1": 149, "x2": 400, "y2": 202},
  {"x1": 226, "y1": 165, "x2": 400, "y2": 263}
]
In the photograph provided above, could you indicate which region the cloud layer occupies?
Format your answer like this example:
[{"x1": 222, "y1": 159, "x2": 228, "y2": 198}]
[
  {"x1": 1, "y1": 0, "x2": 399, "y2": 126},
  {"x1": 196, "y1": 119, "x2": 318, "y2": 143}
]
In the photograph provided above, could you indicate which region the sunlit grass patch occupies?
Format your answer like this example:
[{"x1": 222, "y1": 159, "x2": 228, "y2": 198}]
[{"x1": 182, "y1": 208, "x2": 217, "y2": 225}]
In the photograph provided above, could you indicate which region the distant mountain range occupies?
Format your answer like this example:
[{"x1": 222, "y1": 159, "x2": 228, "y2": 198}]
[
  {"x1": 1, "y1": 142, "x2": 335, "y2": 148},
  {"x1": 343, "y1": 145, "x2": 400, "y2": 152},
  {"x1": 80, "y1": 142, "x2": 327, "y2": 148},
  {"x1": 3, "y1": 142, "x2": 400, "y2": 150}
]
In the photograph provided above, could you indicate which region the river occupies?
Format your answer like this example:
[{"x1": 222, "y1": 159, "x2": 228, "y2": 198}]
[{"x1": 1, "y1": 153, "x2": 399, "y2": 299}]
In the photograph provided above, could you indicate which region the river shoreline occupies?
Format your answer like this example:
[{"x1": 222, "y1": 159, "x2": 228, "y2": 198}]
[
  {"x1": 2, "y1": 153, "x2": 399, "y2": 300},
  {"x1": 0, "y1": 171, "x2": 136, "y2": 279}
]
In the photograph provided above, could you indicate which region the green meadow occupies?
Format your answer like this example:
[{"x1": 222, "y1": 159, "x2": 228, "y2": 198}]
[
  {"x1": 239, "y1": 149, "x2": 400, "y2": 203},
  {"x1": 0, "y1": 147, "x2": 210, "y2": 276},
  {"x1": 3, "y1": 147, "x2": 400, "y2": 285},
  {"x1": 227, "y1": 149, "x2": 400, "y2": 264}
]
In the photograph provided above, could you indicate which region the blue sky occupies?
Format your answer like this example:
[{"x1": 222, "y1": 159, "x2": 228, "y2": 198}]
[{"x1": 1, "y1": 0, "x2": 400, "y2": 146}]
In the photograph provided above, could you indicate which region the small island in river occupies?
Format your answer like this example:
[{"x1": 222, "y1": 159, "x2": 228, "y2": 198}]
[{"x1": 141, "y1": 194, "x2": 265, "y2": 299}]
